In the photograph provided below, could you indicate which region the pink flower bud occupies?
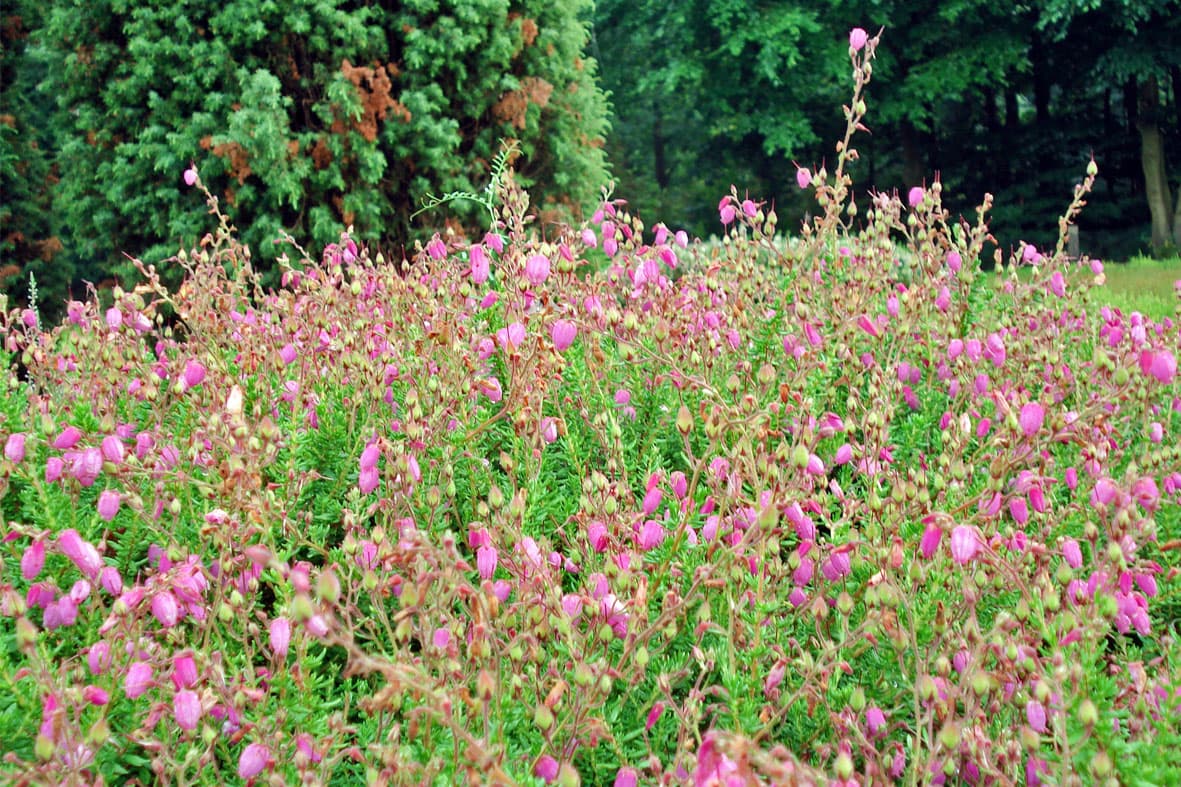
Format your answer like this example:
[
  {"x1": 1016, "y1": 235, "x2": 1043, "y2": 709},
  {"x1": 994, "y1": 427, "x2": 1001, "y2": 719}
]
[
  {"x1": 182, "y1": 360, "x2": 206, "y2": 389},
  {"x1": 524, "y1": 254, "x2": 551, "y2": 287},
  {"x1": 1139, "y1": 349, "x2": 1176, "y2": 384},
  {"x1": 58, "y1": 529, "x2": 103, "y2": 579},
  {"x1": 99, "y1": 566, "x2": 123, "y2": 595},
  {"x1": 124, "y1": 661, "x2": 154, "y2": 699},
  {"x1": 949, "y1": 525, "x2": 980, "y2": 564},
  {"x1": 552, "y1": 320, "x2": 577, "y2": 352},
  {"x1": 21, "y1": 540, "x2": 45, "y2": 581},
  {"x1": 358, "y1": 466, "x2": 379, "y2": 494},
  {"x1": 5, "y1": 433, "x2": 26, "y2": 463},
  {"x1": 432, "y1": 628, "x2": 450, "y2": 649},
  {"x1": 637, "y1": 520, "x2": 665, "y2": 551},
  {"x1": 484, "y1": 232, "x2": 504, "y2": 253},
  {"x1": 796, "y1": 167, "x2": 812, "y2": 189},
  {"x1": 1009, "y1": 497, "x2": 1029, "y2": 526},
  {"x1": 865, "y1": 706, "x2": 887, "y2": 736},
  {"x1": 719, "y1": 201, "x2": 736, "y2": 225},
  {"x1": 741, "y1": 199, "x2": 757, "y2": 217},
  {"x1": 907, "y1": 187, "x2": 924, "y2": 207},
  {"x1": 100, "y1": 435, "x2": 125, "y2": 464},
  {"x1": 1018, "y1": 402, "x2": 1044, "y2": 437},
  {"x1": 534, "y1": 756, "x2": 559, "y2": 783},
  {"x1": 183, "y1": 167, "x2": 198, "y2": 186},
  {"x1": 426, "y1": 236, "x2": 446, "y2": 260},
  {"x1": 1060, "y1": 541, "x2": 1082, "y2": 570},
  {"x1": 87, "y1": 642, "x2": 111, "y2": 675},
  {"x1": 53, "y1": 426, "x2": 82, "y2": 450},
  {"x1": 105, "y1": 307, "x2": 123, "y2": 330},
  {"x1": 603, "y1": 237, "x2": 618, "y2": 256},
  {"x1": 587, "y1": 521, "x2": 608, "y2": 552},
  {"x1": 920, "y1": 521, "x2": 942, "y2": 559},
  {"x1": 151, "y1": 591, "x2": 179, "y2": 627},
  {"x1": 580, "y1": 228, "x2": 597, "y2": 248},
  {"x1": 97, "y1": 490, "x2": 121, "y2": 522},
  {"x1": 83, "y1": 685, "x2": 110, "y2": 706},
  {"x1": 476, "y1": 545, "x2": 498, "y2": 580},
  {"x1": 174, "y1": 689, "x2": 201, "y2": 730},
  {"x1": 238, "y1": 743, "x2": 270, "y2": 779},
  {"x1": 849, "y1": 27, "x2": 868, "y2": 52},
  {"x1": 614, "y1": 768, "x2": 639, "y2": 787},
  {"x1": 469, "y1": 244, "x2": 490, "y2": 284},
  {"x1": 1026, "y1": 700, "x2": 1047, "y2": 733},
  {"x1": 359, "y1": 442, "x2": 380, "y2": 472},
  {"x1": 947, "y1": 250, "x2": 962, "y2": 272},
  {"x1": 270, "y1": 617, "x2": 291, "y2": 658},
  {"x1": 172, "y1": 654, "x2": 198, "y2": 689}
]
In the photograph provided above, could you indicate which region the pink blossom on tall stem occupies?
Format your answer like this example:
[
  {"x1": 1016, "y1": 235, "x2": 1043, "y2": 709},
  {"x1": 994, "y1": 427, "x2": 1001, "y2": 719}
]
[
  {"x1": 238, "y1": 743, "x2": 271, "y2": 779},
  {"x1": 174, "y1": 689, "x2": 201, "y2": 730},
  {"x1": 637, "y1": 520, "x2": 665, "y2": 551},
  {"x1": 741, "y1": 199, "x2": 757, "y2": 217},
  {"x1": 907, "y1": 187, "x2": 924, "y2": 207},
  {"x1": 105, "y1": 307, "x2": 123, "y2": 330},
  {"x1": 151, "y1": 590, "x2": 180, "y2": 627},
  {"x1": 426, "y1": 236, "x2": 446, "y2": 260},
  {"x1": 87, "y1": 642, "x2": 111, "y2": 675},
  {"x1": 552, "y1": 320, "x2": 577, "y2": 352},
  {"x1": 58, "y1": 529, "x2": 103, "y2": 579},
  {"x1": 524, "y1": 254, "x2": 550, "y2": 286},
  {"x1": 1139, "y1": 348, "x2": 1177, "y2": 384},
  {"x1": 172, "y1": 654, "x2": 198, "y2": 689},
  {"x1": 719, "y1": 198, "x2": 736, "y2": 225},
  {"x1": 53, "y1": 426, "x2": 82, "y2": 450},
  {"x1": 950, "y1": 525, "x2": 980, "y2": 564},
  {"x1": 100, "y1": 434, "x2": 125, "y2": 464},
  {"x1": 182, "y1": 359, "x2": 206, "y2": 389},
  {"x1": 5, "y1": 433, "x2": 26, "y2": 463},
  {"x1": 469, "y1": 244, "x2": 490, "y2": 284},
  {"x1": 534, "y1": 756, "x2": 559, "y2": 783},
  {"x1": 358, "y1": 466, "x2": 379, "y2": 494},
  {"x1": 1019, "y1": 401, "x2": 1045, "y2": 437},
  {"x1": 849, "y1": 27, "x2": 868, "y2": 52},
  {"x1": 947, "y1": 250, "x2": 962, "y2": 272},
  {"x1": 125, "y1": 661, "x2": 154, "y2": 699},
  {"x1": 580, "y1": 228, "x2": 597, "y2": 248},
  {"x1": 476, "y1": 545, "x2": 498, "y2": 580},
  {"x1": 21, "y1": 540, "x2": 45, "y2": 581},
  {"x1": 95, "y1": 489, "x2": 121, "y2": 521},
  {"x1": 183, "y1": 166, "x2": 198, "y2": 186},
  {"x1": 920, "y1": 521, "x2": 942, "y2": 559},
  {"x1": 270, "y1": 617, "x2": 291, "y2": 658}
]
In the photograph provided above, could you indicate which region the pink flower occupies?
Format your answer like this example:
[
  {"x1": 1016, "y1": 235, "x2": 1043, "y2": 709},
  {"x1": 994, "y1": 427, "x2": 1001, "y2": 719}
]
[
  {"x1": 534, "y1": 756, "x2": 559, "y2": 783},
  {"x1": 359, "y1": 442, "x2": 380, "y2": 472},
  {"x1": 849, "y1": 27, "x2": 868, "y2": 51},
  {"x1": 182, "y1": 360, "x2": 206, "y2": 389},
  {"x1": 719, "y1": 199, "x2": 736, "y2": 225},
  {"x1": 796, "y1": 167, "x2": 812, "y2": 189},
  {"x1": 1009, "y1": 497, "x2": 1029, "y2": 526},
  {"x1": 908, "y1": 187, "x2": 924, "y2": 207},
  {"x1": 947, "y1": 250, "x2": 962, "y2": 272},
  {"x1": 21, "y1": 540, "x2": 46, "y2": 581},
  {"x1": 469, "y1": 244, "x2": 490, "y2": 284},
  {"x1": 834, "y1": 444, "x2": 853, "y2": 465},
  {"x1": 105, "y1": 307, "x2": 123, "y2": 330},
  {"x1": 270, "y1": 617, "x2": 291, "y2": 658},
  {"x1": 172, "y1": 654, "x2": 198, "y2": 689},
  {"x1": 949, "y1": 525, "x2": 980, "y2": 564},
  {"x1": 124, "y1": 661, "x2": 154, "y2": 699},
  {"x1": 99, "y1": 566, "x2": 123, "y2": 595},
  {"x1": 866, "y1": 706, "x2": 887, "y2": 736},
  {"x1": 638, "y1": 520, "x2": 665, "y2": 551},
  {"x1": 741, "y1": 199, "x2": 757, "y2": 217},
  {"x1": 1049, "y1": 271, "x2": 1066, "y2": 297},
  {"x1": 1026, "y1": 700, "x2": 1047, "y2": 733},
  {"x1": 100, "y1": 435, "x2": 125, "y2": 464},
  {"x1": 53, "y1": 426, "x2": 82, "y2": 450},
  {"x1": 97, "y1": 490, "x2": 121, "y2": 522},
  {"x1": 183, "y1": 167, "x2": 198, "y2": 186},
  {"x1": 5, "y1": 433, "x2": 26, "y2": 463},
  {"x1": 174, "y1": 689, "x2": 201, "y2": 730},
  {"x1": 821, "y1": 552, "x2": 851, "y2": 581},
  {"x1": 552, "y1": 320, "x2": 577, "y2": 352},
  {"x1": 920, "y1": 521, "x2": 942, "y2": 559},
  {"x1": 83, "y1": 685, "x2": 110, "y2": 706},
  {"x1": 580, "y1": 228, "x2": 597, "y2": 248},
  {"x1": 615, "y1": 768, "x2": 639, "y2": 787},
  {"x1": 484, "y1": 232, "x2": 504, "y2": 253},
  {"x1": 432, "y1": 628, "x2": 450, "y2": 649},
  {"x1": 525, "y1": 253, "x2": 551, "y2": 287},
  {"x1": 695, "y1": 732, "x2": 740, "y2": 786},
  {"x1": 358, "y1": 466, "x2": 379, "y2": 494},
  {"x1": 587, "y1": 521, "x2": 609, "y2": 552},
  {"x1": 1019, "y1": 402, "x2": 1045, "y2": 437},
  {"x1": 69, "y1": 447, "x2": 103, "y2": 486},
  {"x1": 58, "y1": 529, "x2": 103, "y2": 579},
  {"x1": 426, "y1": 236, "x2": 446, "y2": 260},
  {"x1": 151, "y1": 591, "x2": 180, "y2": 627},
  {"x1": 87, "y1": 642, "x2": 111, "y2": 675},
  {"x1": 1139, "y1": 349, "x2": 1176, "y2": 384},
  {"x1": 238, "y1": 743, "x2": 270, "y2": 779},
  {"x1": 603, "y1": 237, "x2": 618, "y2": 256},
  {"x1": 476, "y1": 545, "x2": 498, "y2": 580}
]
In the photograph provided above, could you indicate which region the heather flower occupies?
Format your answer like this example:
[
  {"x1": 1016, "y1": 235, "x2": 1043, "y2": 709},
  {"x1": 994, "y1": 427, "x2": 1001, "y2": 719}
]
[
  {"x1": 484, "y1": 231, "x2": 504, "y2": 253},
  {"x1": 467, "y1": 244, "x2": 490, "y2": 284},
  {"x1": 58, "y1": 529, "x2": 103, "y2": 579},
  {"x1": 181, "y1": 360, "x2": 206, "y2": 390},
  {"x1": 100, "y1": 434, "x2": 125, "y2": 464},
  {"x1": 540, "y1": 417, "x2": 559, "y2": 444},
  {"x1": 1009, "y1": 497, "x2": 1029, "y2": 526},
  {"x1": 695, "y1": 732, "x2": 740, "y2": 786},
  {"x1": 82, "y1": 643, "x2": 111, "y2": 677},
  {"x1": 476, "y1": 545, "x2": 498, "y2": 580},
  {"x1": 587, "y1": 521, "x2": 609, "y2": 552},
  {"x1": 1018, "y1": 401, "x2": 1044, "y2": 437},
  {"x1": 432, "y1": 628, "x2": 450, "y2": 649},
  {"x1": 1139, "y1": 348, "x2": 1177, "y2": 384},
  {"x1": 524, "y1": 253, "x2": 551, "y2": 286},
  {"x1": 53, "y1": 426, "x2": 82, "y2": 450},
  {"x1": 849, "y1": 27, "x2": 868, "y2": 51},
  {"x1": 866, "y1": 706, "x2": 887, "y2": 736},
  {"x1": 821, "y1": 551, "x2": 851, "y2": 581},
  {"x1": 359, "y1": 442, "x2": 380, "y2": 472},
  {"x1": 21, "y1": 540, "x2": 45, "y2": 581},
  {"x1": 615, "y1": 768, "x2": 639, "y2": 787},
  {"x1": 426, "y1": 236, "x2": 446, "y2": 260},
  {"x1": 183, "y1": 166, "x2": 198, "y2": 186},
  {"x1": 151, "y1": 590, "x2": 180, "y2": 627},
  {"x1": 741, "y1": 199, "x2": 757, "y2": 217},
  {"x1": 1026, "y1": 700, "x2": 1048, "y2": 733},
  {"x1": 172, "y1": 654, "x2": 198, "y2": 689},
  {"x1": 70, "y1": 447, "x2": 103, "y2": 486},
  {"x1": 238, "y1": 743, "x2": 270, "y2": 779},
  {"x1": 638, "y1": 520, "x2": 665, "y2": 551},
  {"x1": 534, "y1": 756, "x2": 559, "y2": 783},
  {"x1": 106, "y1": 307, "x2": 123, "y2": 330},
  {"x1": 908, "y1": 186, "x2": 924, "y2": 207},
  {"x1": 603, "y1": 237, "x2": 618, "y2": 256},
  {"x1": 270, "y1": 617, "x2": 292, "y2": 658},
  {"x1": 552, "y1": 320, "x2": 577, "y2": 351},
  {"x1": 719, "y1": 198, "x2": 736, "y2": 225},
  {"x1": 359, "y1": 466, "x2": 379, "y2": 494},
  {"x1": 82, "y1": 685, "x2": 110, "y2": 706},
  {"x1": 125, "y1": 661, "x2": 153, "y2": 699},
  {"x1": 97, "y1": 490, "x2": 121, "y2": 521},
  {"x1": 920, "y1": 521, "x2": 942, "y2": 559},
  {"x1": 174, "y1": 689, "x2": 201, "y2": 730},
  {"x1": 949, "y1": 525, "x2": 980, "y2": 564},
  {"x1": 43, "y1": 596, "x2": 79, "y2": 629},
  {"x1": 5, "y1": 433, "x2": 26, "y2": 463},
  {"x1": 580, "y1": 228, "x2": 597, "y2": 248},
  {"x1": 947, "y1": 250, "x2": 962, "y2": 272}
]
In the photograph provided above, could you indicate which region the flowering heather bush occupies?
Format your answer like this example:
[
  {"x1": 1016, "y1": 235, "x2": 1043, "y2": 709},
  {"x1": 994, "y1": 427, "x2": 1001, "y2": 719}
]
[{"x1": 2, "y1": 31, "x2": 1180, "y2": 786}]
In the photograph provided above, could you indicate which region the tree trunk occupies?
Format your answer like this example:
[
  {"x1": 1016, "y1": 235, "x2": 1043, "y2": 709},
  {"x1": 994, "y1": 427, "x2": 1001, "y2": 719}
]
[{"x1": 1137, "y1": 75, "x2": 1174, "y2": 254}]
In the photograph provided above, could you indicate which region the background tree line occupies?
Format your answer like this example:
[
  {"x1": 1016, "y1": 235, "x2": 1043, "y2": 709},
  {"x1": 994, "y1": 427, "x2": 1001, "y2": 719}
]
[{"x1": 1, "y1": 0, "x2": 1178, "y2": 319}]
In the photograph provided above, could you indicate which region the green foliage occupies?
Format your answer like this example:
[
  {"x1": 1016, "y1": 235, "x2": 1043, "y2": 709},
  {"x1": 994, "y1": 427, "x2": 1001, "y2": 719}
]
[{"x1": 24, "y1": 0, "x2": 609, "y2": 300}]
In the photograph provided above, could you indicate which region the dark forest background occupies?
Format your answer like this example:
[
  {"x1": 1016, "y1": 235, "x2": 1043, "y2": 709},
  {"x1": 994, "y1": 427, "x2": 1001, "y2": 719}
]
[{"x1": 2, "y1": 0, "x2": 1179, "y2": 320}]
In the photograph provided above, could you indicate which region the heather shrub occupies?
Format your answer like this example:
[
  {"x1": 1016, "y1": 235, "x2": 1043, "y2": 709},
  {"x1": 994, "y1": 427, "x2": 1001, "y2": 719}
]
[{"x1": 1, "y1": 30, "x2": 1180, "y2": 786}]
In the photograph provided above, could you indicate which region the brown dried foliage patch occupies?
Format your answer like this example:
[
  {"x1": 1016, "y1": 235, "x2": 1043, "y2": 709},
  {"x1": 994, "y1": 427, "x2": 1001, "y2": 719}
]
[
  {"x1": 340, "y1": 59, "x2": 411, "y2": 143},
  {"x1": 493, "y1": 77, "x2": 553, "y2": 131},
  {"x1": 213, "y1": 141, "x2": 252, "y2": 184}
]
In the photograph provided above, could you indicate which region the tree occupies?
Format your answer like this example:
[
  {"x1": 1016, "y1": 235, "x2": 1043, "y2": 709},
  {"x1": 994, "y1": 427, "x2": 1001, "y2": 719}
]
[{"x1": 27, "y1": 0, "x2": 610, "y2": 299}]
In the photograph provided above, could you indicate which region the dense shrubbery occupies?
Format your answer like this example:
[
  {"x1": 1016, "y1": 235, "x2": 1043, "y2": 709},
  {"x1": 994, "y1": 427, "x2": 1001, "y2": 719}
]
[
  {"x1": 1, "y1": 31, "x2": 1180, "y2": 785},
  {"x1": 9, "y1": 0, "x2": 609, "y2": 309}
]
